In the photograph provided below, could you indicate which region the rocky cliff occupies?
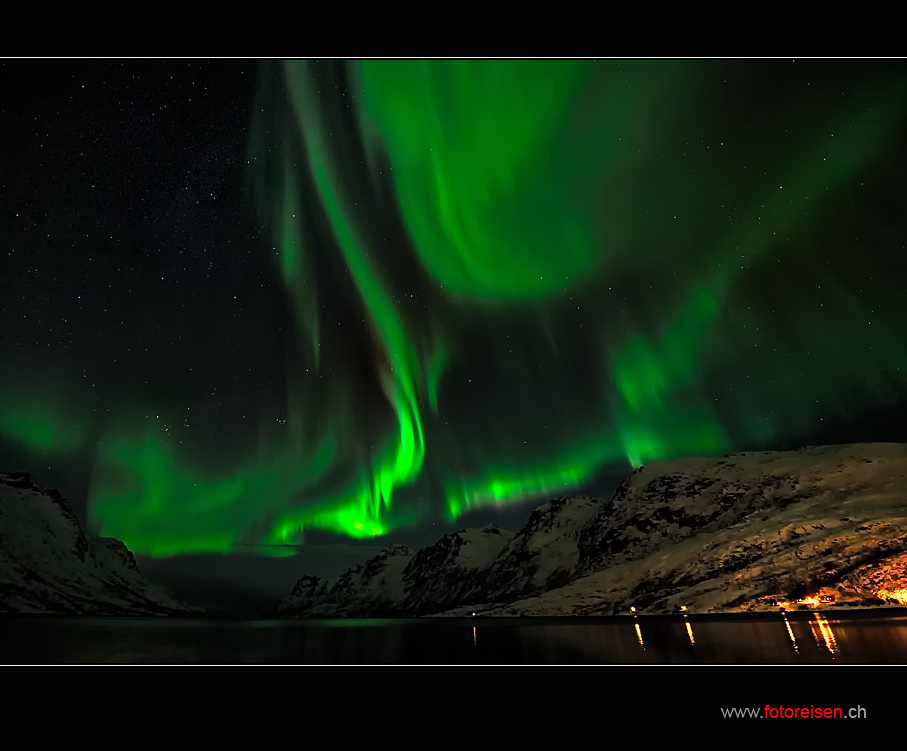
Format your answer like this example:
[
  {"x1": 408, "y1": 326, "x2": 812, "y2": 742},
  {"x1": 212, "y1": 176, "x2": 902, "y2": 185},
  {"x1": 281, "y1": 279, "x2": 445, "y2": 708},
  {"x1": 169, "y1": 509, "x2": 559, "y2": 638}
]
[{"x1": 0, "y1": 472, "x2": 199, "y2": 615}]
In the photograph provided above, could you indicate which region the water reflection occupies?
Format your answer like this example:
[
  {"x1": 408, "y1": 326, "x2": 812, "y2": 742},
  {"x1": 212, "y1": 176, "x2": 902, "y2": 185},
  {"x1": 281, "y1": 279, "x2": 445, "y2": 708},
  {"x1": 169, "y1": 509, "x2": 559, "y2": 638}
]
[
  {"x1": 1, "y1": 612, "x2": 906, "y2": 664},
  {"x1": 812, "y1": 614, "x2": 840, "y2": 656},
  {"x1": 521, "y1": 612, "x2": 907, "y2": 664},
  {"x1": 684, "y1": 617, "x2": 696, "y2": 647},
  {"x1": 782, "y1": 611, "x2": 799, "y2": 653}
]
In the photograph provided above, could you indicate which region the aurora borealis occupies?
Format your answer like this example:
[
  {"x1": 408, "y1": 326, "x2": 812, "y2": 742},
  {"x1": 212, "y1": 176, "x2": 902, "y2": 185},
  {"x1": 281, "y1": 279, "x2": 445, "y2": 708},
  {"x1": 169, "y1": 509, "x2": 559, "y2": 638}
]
[{"x1": 2, "y1": 59, "x2": 907, "y2": 560}]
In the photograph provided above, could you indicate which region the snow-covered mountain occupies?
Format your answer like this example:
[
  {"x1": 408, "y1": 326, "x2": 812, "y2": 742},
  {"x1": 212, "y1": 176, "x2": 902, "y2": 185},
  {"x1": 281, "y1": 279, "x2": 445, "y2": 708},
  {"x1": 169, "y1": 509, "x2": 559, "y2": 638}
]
[
  {"x1": 269, "y1": 543, "x2": 414, "y2": 617},
  {"x1": 0, "y1": 472, "x2": 199, "y2": 615},
  {"x1": 474, "y1": 495, "x2": 601, "y2": 601},
  {"x1": 269, "y1": 524, "x2": 514, "y2": 617},
  {"x1": 274, "y1": 443, "x2": 907, "y2": 617},
  {"x1": 401, "y1": 523, "x2": 514, "y2": 614}
]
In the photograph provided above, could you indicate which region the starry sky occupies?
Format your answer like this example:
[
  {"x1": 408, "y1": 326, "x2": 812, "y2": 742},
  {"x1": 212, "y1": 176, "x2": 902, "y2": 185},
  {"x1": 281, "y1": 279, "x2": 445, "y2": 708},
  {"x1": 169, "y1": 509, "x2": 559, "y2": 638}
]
[{"x1": 2, "y1": 59, "x2": 907, "y2": 603}]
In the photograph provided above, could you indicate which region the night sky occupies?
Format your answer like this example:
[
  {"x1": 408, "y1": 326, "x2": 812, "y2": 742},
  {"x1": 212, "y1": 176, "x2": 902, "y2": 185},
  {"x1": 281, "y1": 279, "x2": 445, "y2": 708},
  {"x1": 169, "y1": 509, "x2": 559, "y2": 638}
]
[{"x1": 2, "y1": 59, "x2": 907, "y2": 606}]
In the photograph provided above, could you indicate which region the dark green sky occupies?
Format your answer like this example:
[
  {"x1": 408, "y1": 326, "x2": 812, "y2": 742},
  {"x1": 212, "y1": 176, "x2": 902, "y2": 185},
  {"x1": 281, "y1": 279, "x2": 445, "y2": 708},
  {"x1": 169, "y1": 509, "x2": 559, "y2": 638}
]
[{"x1": 2, "y1": 59, "x2": 906, "y2": 571}]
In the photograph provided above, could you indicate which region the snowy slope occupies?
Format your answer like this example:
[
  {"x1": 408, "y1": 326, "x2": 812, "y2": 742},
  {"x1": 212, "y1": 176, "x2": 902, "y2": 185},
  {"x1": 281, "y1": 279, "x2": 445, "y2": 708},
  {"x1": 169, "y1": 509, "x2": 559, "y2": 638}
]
[
  {"x1": 269, "y1": 543, "x2": 415, "y2": 617},
  {"x1": 475, "y1": 495, "x2": 602, "y2": 601},
  {"x1": 441, "y1": 443, "x2": 907, "y2": 615},
  {"x1": 0, "y1": 472, "x2": 199, "y2": 615},
  {"x1": 271, "y1": 525, "x2": 516, "y2": 617},
  {"x1": 401, "y1": 524, "x2": 514, "y2": 614}
]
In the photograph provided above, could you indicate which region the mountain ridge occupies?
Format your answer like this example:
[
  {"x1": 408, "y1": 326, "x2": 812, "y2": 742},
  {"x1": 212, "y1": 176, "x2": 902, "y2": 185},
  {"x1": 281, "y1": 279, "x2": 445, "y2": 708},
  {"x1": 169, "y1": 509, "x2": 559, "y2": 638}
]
[
  {"x1": 0, "y1": 471, "x2": 200, "y2": 615},
  {"x1": 272, "y1": 442, "x2": 907, "y2": 617}
]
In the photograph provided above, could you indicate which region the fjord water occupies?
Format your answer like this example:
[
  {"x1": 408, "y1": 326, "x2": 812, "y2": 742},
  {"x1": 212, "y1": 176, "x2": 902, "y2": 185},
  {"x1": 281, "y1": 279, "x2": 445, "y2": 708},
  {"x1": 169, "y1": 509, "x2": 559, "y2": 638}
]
[{"x1": 2, "y1": 612, "x2": 907, "y2": 664}]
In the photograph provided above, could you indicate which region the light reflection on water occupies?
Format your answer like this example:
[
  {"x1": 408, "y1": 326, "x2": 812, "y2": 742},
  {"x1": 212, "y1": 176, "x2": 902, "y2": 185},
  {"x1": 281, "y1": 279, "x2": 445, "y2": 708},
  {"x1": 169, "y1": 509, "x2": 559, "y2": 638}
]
[
  {"x1": 812, "y1": 613, "x2": 839, "y2": 656},
  {"x1": 520, "y1": 612, "x2": 907, "y2": 664},
  {"x1": 1, "y1": 612, "x2": 906, "y2": 664}
]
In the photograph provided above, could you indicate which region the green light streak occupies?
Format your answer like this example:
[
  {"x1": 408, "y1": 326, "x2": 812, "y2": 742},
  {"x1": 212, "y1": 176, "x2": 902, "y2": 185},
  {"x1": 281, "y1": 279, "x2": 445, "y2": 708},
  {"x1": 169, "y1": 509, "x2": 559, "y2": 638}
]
[
  {"x1": 9, "y1": 60, "x2": 899, "y2": 556},
  {"x1": 444, "y1": 445, "x2": 609, "y2": 521},
  {"x1": 356, "y1": 60, "x2": 604, "y2": 300},
  {"x1": 280, "y1": 61, "x2": 428, "y2": 535},
  {"x1": 605, "y1": 79, "x2": 907, "y2": 465}
]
